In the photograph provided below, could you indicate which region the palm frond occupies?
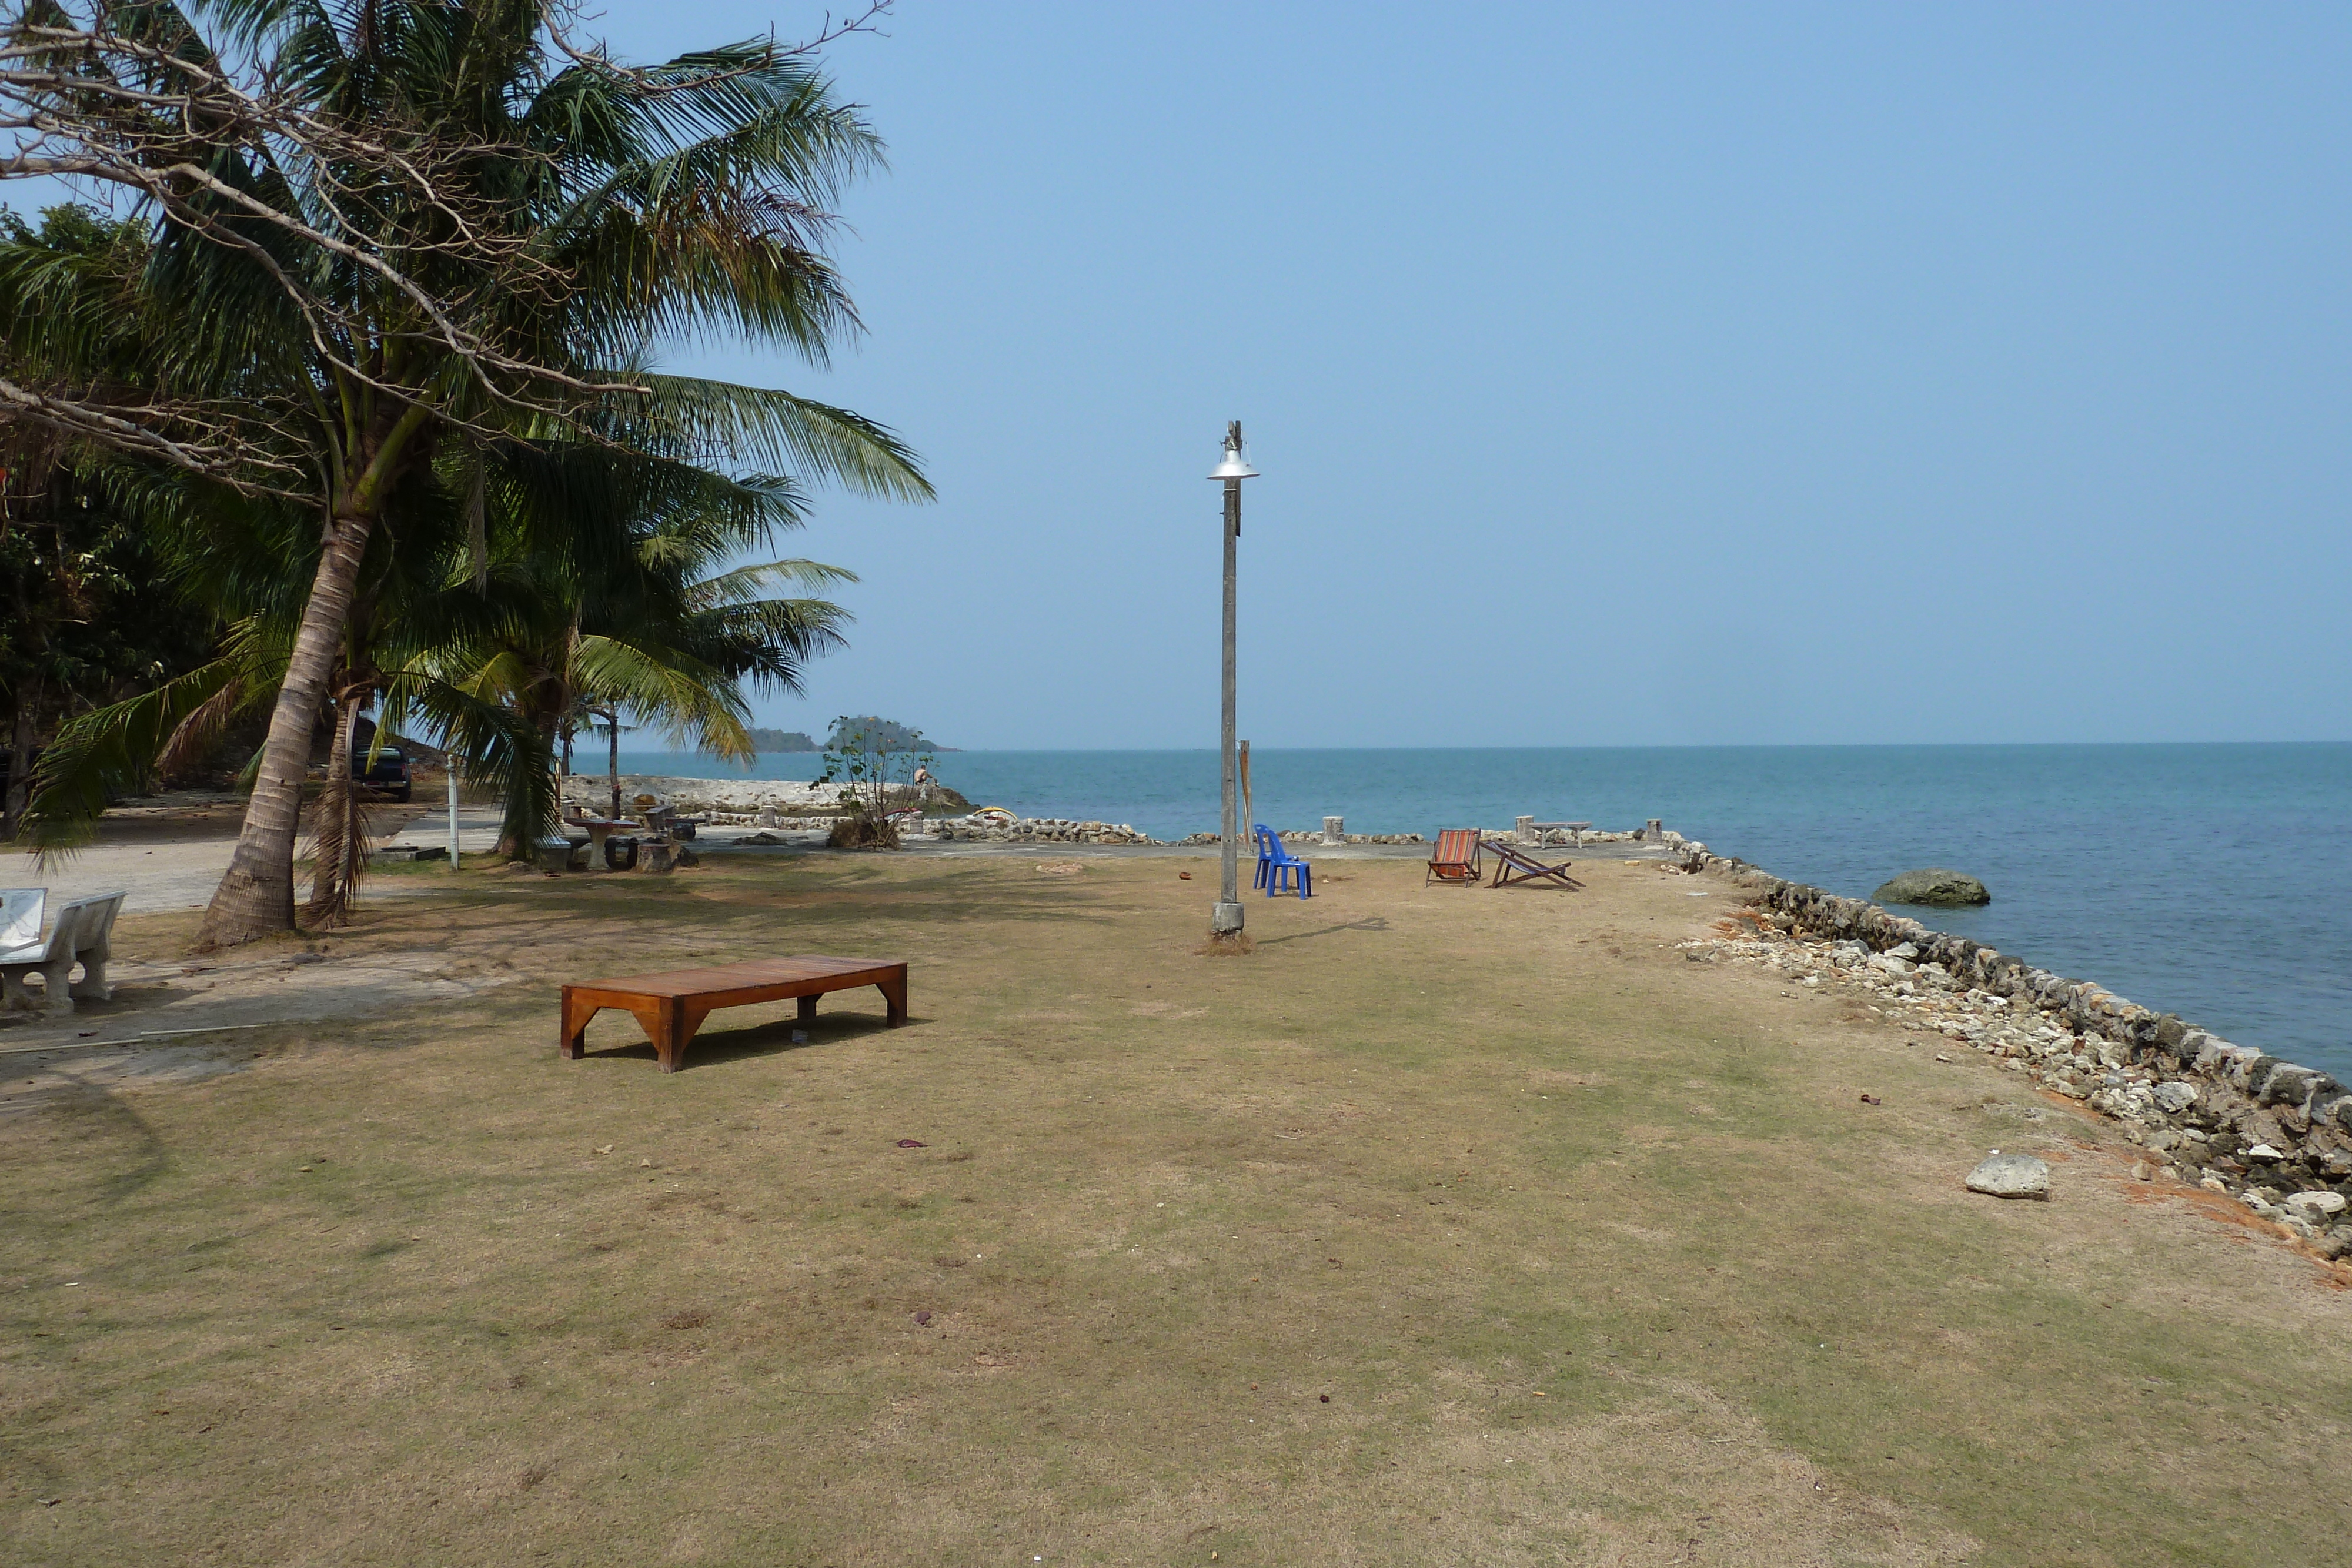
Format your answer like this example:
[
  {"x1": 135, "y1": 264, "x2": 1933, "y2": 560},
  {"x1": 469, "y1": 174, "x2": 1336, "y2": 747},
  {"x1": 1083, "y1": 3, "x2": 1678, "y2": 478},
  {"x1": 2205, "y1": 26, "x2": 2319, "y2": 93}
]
[
  {"x1": 569, "y1": 632, "x2": 754, "y2": 760},
  {"x1": 624, "y1": 375, "x2": 931, "y2": 502},
  {"x1": 19, "y1": 654, "x2": 247, "y2": 861},
  {"x1": 690, "y1": 557, "x2": 858, "y2": 606},
  {"x1": 378, "y1": 667, "x2": 559, "y2": 854}
]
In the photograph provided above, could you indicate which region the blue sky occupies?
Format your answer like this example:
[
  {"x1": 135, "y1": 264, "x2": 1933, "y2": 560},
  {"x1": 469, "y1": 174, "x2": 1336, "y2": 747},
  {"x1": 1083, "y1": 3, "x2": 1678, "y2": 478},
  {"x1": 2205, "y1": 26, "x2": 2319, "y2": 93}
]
[{"x1": 607, "y1": 3, "x2": 2351, "y2": 748}]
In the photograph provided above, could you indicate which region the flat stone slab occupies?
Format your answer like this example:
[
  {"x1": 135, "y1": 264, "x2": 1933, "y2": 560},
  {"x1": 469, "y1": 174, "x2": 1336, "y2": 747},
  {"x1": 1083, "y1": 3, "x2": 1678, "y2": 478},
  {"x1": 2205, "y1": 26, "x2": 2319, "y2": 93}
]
[
  {"x1": 2285, "y1": 1190, "x2": 2347, "y2": 1223},
  {"x1": 1965, "y1": 1153, "x2": 2050, "y2": 1199}
]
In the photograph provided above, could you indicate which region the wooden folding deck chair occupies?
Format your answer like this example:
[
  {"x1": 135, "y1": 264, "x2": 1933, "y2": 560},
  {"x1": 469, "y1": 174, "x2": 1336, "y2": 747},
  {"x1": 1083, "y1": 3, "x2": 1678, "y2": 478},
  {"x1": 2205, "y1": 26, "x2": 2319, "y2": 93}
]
[
  {"x1": 1425, "y1": 829, "x2": 1484, "y2": 887},
  {"x1": 1483, "y1": 839, "x2": 1581, "y2": 890}
]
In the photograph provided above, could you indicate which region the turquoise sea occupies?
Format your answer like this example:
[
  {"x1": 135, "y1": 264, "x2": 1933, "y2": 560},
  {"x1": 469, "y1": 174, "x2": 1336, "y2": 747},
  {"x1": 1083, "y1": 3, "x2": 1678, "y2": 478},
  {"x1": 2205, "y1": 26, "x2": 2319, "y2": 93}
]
[{"x1": 617, "y1": 744, "x2": 2352, "y2": 1082}]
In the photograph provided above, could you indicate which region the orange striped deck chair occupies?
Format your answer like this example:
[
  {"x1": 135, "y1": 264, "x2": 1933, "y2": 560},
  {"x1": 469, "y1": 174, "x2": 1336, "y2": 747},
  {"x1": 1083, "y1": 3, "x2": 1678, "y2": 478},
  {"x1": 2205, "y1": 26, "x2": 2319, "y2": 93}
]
[{"x1": 1425, "y1": 829, "x2": 1484, "y2": 887}]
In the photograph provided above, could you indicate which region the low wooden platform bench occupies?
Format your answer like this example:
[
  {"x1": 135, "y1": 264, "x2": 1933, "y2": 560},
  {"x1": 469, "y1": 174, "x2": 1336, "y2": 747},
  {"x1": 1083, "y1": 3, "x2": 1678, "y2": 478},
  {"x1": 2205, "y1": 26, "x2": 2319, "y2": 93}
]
[{"x1": 560, "y1": 955, "x2": 908, "y2": 1072}]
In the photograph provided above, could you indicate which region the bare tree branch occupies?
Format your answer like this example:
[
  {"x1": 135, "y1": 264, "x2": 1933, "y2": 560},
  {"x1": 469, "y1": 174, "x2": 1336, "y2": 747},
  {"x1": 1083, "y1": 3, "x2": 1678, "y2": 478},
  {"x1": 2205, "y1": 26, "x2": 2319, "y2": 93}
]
[
  {"x1": 546, "y1": 1, "x2": 893, "y2": 88},
  {"x1": 0, "y1": 0, "x2": 868, "y2": 490},
  {"x1": 0, "y1": 372, "x2": 308, "y2": 491}
]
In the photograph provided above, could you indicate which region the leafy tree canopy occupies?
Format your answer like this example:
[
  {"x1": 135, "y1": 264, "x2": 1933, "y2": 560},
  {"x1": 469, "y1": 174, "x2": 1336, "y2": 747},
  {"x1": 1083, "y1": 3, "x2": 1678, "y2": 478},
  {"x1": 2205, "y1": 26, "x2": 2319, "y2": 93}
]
[{"x1": 824, "y1": 714, "x2": 925, "y2": 752}]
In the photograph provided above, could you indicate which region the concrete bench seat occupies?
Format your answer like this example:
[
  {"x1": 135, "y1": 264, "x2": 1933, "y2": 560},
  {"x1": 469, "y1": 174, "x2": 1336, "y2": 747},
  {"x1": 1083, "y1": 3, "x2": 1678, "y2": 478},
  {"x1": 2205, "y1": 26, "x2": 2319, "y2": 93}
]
[{"x1": 0, "y1": 889, "x2": 128, "y2": 1015}]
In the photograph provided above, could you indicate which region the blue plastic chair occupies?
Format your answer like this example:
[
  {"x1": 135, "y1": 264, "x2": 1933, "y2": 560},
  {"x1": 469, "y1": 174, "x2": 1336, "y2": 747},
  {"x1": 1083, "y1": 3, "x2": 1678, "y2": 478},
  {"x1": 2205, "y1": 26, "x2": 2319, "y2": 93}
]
[
  {"x1": 1253, "y1": 825, "x2": 1313, "y2": 899},
  {"x1": 1252, "y1": 824, "x2": 1279, "y2": 890}
]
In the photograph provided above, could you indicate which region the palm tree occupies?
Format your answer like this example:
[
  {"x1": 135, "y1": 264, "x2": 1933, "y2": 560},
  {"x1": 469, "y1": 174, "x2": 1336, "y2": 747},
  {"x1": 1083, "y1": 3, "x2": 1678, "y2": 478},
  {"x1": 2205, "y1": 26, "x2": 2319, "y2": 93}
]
[
  {"x1": 2, "y1": 0, "x2": 927, "y2": 945},
  {"x1": 18, "y1": 326, "x2": 863, "y2": 926},
  {"x1": 415, "y1": 436, "x2": 854, "y2": 857},
  {"x1": 15, "y1": 476, "x2": 553, "y2": 925}
]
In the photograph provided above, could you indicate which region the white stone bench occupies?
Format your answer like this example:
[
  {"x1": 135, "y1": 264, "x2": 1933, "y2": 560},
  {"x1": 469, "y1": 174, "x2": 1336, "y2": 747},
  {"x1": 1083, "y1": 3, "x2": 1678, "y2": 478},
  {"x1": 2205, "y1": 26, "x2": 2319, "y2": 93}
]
[
  {"x1": 0, "y1": 888, "x2": 41, "y2": 951},
  {"x1": 0, "y1": 889, "x2": 127, "y2": 1015}
]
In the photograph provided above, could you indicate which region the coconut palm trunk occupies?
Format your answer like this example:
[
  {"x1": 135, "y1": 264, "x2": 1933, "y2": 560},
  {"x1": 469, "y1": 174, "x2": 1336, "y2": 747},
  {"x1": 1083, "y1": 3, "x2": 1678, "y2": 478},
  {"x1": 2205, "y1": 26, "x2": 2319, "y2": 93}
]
[
  {"x1": 195, "y1": 514, "x2": 368, "y2": 942},
  {"x1": 198, "y1": 409, "x2": 425, "y2": 945},
  {"x1": 303, "y1": 685, "x2": 371, "y2": 927}
]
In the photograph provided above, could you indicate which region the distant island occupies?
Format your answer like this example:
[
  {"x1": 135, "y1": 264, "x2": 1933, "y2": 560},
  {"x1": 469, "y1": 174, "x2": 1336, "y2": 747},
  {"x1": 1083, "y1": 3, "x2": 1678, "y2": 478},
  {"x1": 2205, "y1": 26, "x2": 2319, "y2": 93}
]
[
  {"x1": 743, "y1": 724, "x2": 960, "y2": 753},
  {"x1": 822, "y1": 716, "x2": 961, "y2": 752}
]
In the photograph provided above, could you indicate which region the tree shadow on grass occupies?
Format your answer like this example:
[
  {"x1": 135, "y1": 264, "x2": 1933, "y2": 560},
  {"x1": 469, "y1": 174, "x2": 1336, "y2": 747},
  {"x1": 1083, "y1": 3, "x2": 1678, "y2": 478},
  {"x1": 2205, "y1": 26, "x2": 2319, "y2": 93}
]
[
  {"x1": 38, "y1": 1069, "x2": 173, "y2": 1209},
  {"x1": 688, "y1": 861, "x2": 1128, "y2": 931},
  {"x1": 348, "y1": 858, "x2": 1125, "y2": 954}
]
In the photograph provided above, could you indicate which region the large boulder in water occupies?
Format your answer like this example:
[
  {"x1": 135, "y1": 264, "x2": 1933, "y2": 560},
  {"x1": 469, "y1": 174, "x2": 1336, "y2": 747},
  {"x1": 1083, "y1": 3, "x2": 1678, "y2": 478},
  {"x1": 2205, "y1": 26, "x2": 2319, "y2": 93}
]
[{"x1": 1872, "y1": 868, "x2": 1990, "y2": 907}]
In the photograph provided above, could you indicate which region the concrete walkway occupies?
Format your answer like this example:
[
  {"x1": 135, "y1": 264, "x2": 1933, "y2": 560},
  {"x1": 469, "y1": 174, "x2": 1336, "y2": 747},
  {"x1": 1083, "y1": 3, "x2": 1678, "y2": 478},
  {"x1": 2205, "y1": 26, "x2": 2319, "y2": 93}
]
[
  {"x1": 379, "y1": 805, "x2": 509, "y2": 859},
  {"x1": 6, "y1": 837, "x2": 240, "y2": 912},
  {"x1": 3, "y1": 805, "x2": 509, "y2": 912}
]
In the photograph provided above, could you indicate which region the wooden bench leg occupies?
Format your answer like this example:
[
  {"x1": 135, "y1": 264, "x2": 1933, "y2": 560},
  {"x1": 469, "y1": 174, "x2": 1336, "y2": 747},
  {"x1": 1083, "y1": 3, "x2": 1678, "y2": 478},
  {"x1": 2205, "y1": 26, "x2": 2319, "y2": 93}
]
[
  {"x1": 665, "y1": 998, "x2": 723, "y2": 1072},
  {"x1": 878, "y1": 972, "x2": 908, "y2": 1028},
  {"x1": 560, "y1": 988, "x2": 601, "y2": 1059},
  {"x1": 606, "y1": 999, "x2": 667, "y2": 1067},
  {"x1": 797, "y1": 994, "x2": 818, "y2": 1025},
  {"x1": 631, "y1": 997, "x2": 691, "y2": 1072}
]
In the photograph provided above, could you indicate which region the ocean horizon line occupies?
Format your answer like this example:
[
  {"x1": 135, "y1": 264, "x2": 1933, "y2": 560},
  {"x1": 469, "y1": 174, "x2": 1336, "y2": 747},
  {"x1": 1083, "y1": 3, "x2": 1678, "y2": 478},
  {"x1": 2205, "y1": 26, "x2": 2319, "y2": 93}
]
[{"x1": 632, "y1": 738, "x2": 2352, "y2": 758}]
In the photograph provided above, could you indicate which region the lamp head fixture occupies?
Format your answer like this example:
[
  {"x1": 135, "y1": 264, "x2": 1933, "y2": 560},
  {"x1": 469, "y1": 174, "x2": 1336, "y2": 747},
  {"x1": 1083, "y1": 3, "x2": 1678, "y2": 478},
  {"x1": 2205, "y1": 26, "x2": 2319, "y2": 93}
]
[{"x1": 1207, "y1": 419, "x2": 1258, "y2": 481}]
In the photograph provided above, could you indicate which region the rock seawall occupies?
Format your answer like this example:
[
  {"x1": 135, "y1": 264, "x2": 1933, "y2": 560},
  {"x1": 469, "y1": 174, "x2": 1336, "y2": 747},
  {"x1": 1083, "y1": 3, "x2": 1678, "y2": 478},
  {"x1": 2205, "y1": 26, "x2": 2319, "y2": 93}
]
[
  {"x1": 1675, "y1": 840, "x2": 2351, "y2": 1256},
  {"x1": 928, "y1": 817, "x2": 1154, "y2": 845},
  {"x1": 559, "y1": 774, "x2": 973, "y2": 820},
  {"x1": 560, "y1": 775, "x2": 840, "y2": 814}
]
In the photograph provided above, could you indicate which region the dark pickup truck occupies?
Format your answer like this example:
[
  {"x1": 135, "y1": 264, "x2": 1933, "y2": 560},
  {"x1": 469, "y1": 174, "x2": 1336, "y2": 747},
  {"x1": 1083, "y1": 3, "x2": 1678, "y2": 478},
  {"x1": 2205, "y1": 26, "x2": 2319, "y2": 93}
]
[{"x1": 355, "y1": 744, "x2": 413, "y2": 802}]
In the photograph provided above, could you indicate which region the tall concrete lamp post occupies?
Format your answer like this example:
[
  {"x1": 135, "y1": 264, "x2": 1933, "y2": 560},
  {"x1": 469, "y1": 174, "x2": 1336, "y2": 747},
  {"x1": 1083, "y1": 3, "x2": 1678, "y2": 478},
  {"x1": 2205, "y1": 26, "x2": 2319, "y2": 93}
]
[{"x1": 1208, "y1": 420, "x2": 1258, "y2": 937}]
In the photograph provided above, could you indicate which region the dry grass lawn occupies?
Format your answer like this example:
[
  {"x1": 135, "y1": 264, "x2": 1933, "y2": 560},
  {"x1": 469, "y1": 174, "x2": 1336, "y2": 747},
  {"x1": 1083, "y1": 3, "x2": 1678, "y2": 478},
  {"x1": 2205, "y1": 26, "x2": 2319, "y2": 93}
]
[{"x1": 3, "y1": 851, "x2": 2347, "y2": 1566}]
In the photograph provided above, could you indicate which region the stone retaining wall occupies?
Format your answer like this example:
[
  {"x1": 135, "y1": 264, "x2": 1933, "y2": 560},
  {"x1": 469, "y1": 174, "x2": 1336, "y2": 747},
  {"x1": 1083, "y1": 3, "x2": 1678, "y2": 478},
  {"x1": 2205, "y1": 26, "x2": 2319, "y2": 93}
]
[
  {"x1": 929, "y1": 817, "x2": 1154, "y2": 845},
  {"x1": 1679, "y1": 840, "x2": 2351, "y2": 1254},
  {"x1": 559, "y1": 775, "x2": 841, "y2": 814},
  {"x1": 713, "y1": 814, "x2": 1156, "y2": 845},
  {"x1": 1181, "y1": 830, "x2": 1428, "y2": 847},
  {"x1": 1172, "y1": 825, "x2": 1678, "y2": 848}
]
